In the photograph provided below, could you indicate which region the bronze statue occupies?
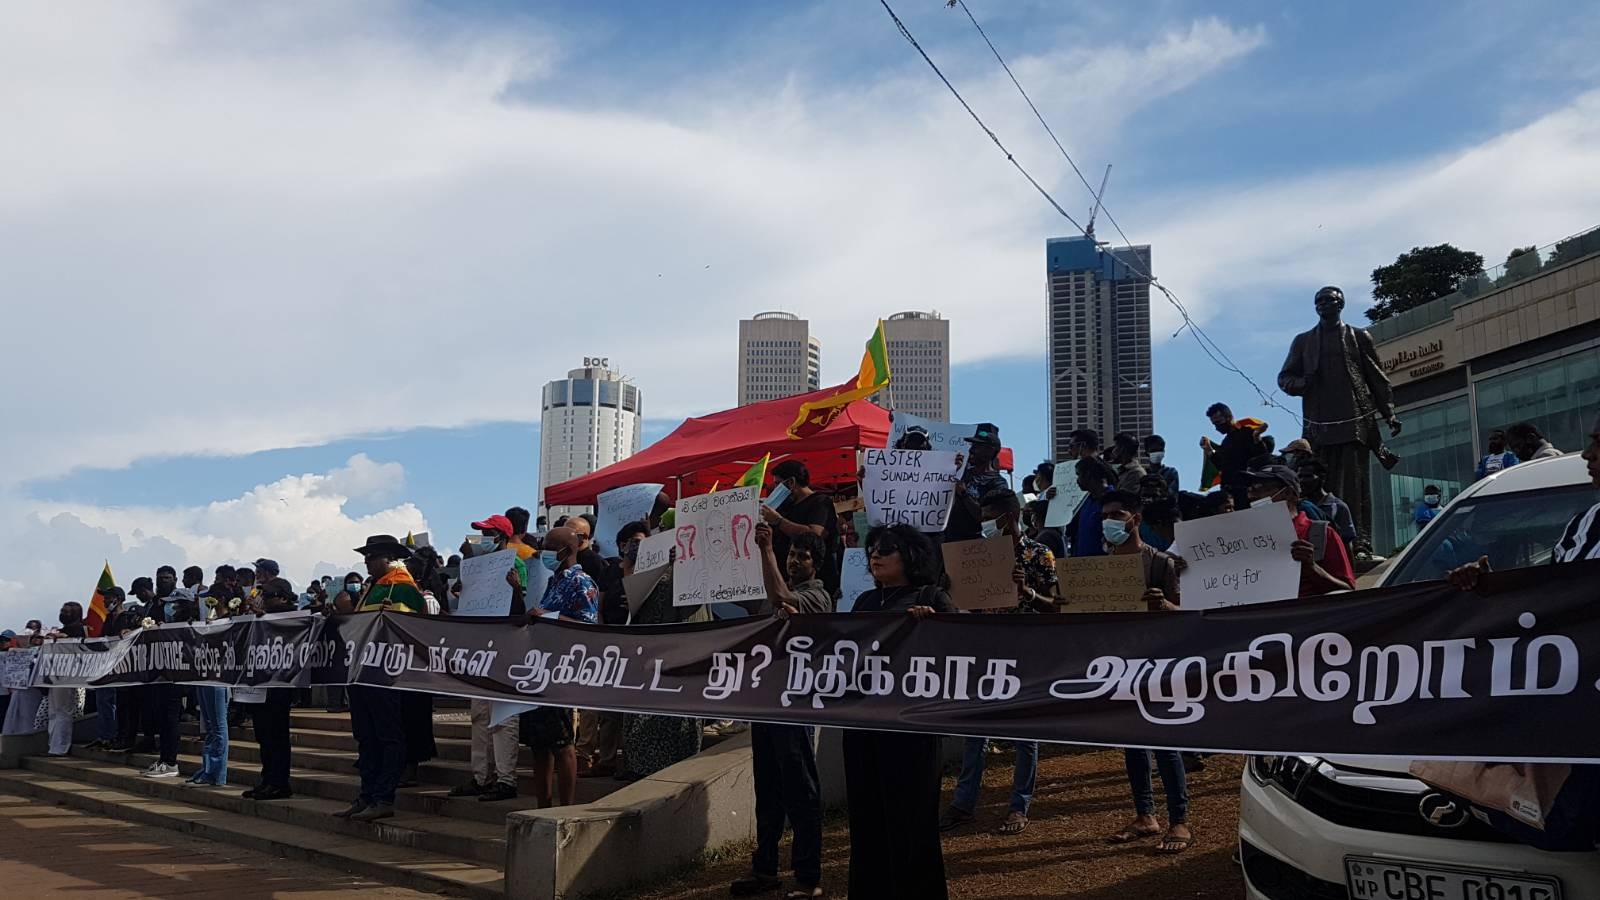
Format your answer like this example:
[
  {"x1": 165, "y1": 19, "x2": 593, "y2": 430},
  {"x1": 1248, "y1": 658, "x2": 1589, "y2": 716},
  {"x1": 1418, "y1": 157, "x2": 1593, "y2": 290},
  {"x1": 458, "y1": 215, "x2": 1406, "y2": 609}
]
[{"x1": 1277, "y1": 286, "x2": 1401, "y2": 557}]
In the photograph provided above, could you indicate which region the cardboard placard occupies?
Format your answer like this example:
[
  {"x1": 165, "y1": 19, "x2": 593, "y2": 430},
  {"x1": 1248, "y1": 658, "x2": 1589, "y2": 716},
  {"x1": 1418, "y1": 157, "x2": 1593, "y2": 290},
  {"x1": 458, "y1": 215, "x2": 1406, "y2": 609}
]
[
  {"x1": 456, "y1": 548, "x2": 518, "y2": 616},
  {"x1": 1056, "y1": 554, "x2": 1147, "y2": 613},
  {"x1": 674, "y1": 485, "x2": 764, "y2": 608},
  {"x1": 595, "y1": 482, "x2": 664, "y2": 558},
  {"x1": 1, "y1": 648, "x2": 38, "y2": 689},
  {"x1": 861, "y1": 448, "x2": 963, "y2": 533},
  {"x1": 838, "y1": 547, "x2": 873, "y2": 613},
  {"x1": 943, "y1": 533, "x2": 1018, "y2": 610},
  {"x1": 622, "y1": 565, "x2": 668, "y2": 620},
  {"x1": 1173, "y1": 502, "x2": 1301, "y2": 609}
]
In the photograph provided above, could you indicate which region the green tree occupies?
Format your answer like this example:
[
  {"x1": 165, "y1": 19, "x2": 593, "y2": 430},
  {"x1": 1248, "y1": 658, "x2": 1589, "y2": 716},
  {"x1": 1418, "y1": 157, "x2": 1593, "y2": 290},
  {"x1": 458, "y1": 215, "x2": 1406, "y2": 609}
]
[
  {"x1": 1366, "y1": 244, "x2": 1485, "y2": 322},
  {"x1": 1501, "y1": 245, "x2": 1542, "y2": 284}
]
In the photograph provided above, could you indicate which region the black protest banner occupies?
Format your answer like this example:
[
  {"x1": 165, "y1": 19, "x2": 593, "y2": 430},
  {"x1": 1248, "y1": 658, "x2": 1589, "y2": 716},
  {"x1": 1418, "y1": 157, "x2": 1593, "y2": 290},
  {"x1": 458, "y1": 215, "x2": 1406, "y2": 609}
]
[{"x1": 30, "y1": 561, "x2": 1600, "y2": 762}]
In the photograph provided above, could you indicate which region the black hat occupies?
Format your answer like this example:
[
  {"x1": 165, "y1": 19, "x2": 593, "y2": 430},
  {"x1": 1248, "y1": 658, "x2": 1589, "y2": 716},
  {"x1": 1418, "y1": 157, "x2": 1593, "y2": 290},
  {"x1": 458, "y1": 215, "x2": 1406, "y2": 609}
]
[
  {"x1": 1245, "y1": 464, "x2": 1301, "y2": 494},
  {"x1": 353, "y1": 534, "x2": 413, "y2": 559},
  {"x1": 964, "y1": 423, "x2": 1001, "y2": 447}
]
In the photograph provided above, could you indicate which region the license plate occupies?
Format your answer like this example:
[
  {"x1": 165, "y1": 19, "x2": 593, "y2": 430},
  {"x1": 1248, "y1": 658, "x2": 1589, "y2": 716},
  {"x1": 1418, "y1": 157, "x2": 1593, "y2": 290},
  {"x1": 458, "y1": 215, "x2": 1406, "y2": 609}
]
[{"x1": 1346, "y1": 857, "x2": 1561, "y2": 900}]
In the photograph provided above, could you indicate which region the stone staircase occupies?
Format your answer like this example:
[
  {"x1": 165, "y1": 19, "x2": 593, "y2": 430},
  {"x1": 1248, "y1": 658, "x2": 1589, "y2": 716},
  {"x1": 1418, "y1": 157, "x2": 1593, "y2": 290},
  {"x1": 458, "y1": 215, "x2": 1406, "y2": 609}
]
[{"x1": 0, "y1": 701, "x2": 640, "y2": 898}]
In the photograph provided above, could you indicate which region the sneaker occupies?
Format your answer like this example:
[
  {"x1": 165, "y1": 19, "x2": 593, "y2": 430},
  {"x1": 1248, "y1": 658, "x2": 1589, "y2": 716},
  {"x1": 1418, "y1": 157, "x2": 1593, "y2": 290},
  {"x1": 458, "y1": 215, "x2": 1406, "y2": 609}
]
[
  {"x1": 448, "y1": 780, "x2": 488, "y2": 798},
  {"x1": 333, "y1": 800, "x2": 369, "y2": 819},
  {"x1": 252, "y1": 784, "x2": 293, "y2": 801},
  {"x1": 143, "y1": 762, "x2": 179, "y2": 778},
  {"x1": 478, "y1": 782, "x2": 518, "y2": 802},
  {"x1": 185, "y1": 774, "x2": 208, "y2": 785},
  {"x1": 84, "y1": 739, "x2": 105, "y2": 750},
  {"x1": 350, "y1": 802, "x2": 394, "y2": 822}
]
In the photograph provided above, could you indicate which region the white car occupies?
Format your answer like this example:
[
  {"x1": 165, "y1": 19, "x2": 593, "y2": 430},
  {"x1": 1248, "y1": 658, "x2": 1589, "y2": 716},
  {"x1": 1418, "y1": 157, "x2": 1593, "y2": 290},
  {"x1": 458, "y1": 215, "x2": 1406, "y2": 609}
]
[{"x1": 1239, "y1": 453, "x2": 1598, "y2": 900}]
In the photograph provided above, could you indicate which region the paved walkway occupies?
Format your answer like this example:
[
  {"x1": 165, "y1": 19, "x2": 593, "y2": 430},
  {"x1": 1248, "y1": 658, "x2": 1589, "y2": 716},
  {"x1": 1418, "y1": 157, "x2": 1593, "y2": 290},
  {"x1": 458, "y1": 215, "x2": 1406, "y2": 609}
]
[{"x1": 0, "y1": 793, "x2": 443, "y2": 899}]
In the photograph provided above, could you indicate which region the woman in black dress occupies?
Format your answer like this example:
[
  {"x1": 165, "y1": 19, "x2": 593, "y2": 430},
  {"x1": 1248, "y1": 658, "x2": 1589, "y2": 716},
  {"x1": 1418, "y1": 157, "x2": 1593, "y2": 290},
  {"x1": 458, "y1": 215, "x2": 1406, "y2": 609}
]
[{"x1": 843, "y1": 524, "x2": 956, "y2": 900}]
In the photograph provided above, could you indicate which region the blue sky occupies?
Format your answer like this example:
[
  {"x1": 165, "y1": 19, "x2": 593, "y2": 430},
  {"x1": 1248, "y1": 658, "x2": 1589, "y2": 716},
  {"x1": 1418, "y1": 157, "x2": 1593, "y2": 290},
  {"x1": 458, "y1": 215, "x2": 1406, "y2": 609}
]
[{"x1": 3, "y1": 0, "x2": 1599, "y2": 618}]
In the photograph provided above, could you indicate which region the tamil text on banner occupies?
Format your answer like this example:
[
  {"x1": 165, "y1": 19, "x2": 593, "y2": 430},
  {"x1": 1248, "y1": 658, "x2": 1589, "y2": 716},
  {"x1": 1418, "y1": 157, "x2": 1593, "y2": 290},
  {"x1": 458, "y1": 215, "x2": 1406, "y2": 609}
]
[
  {"x1": 1173, "y1": 502, "x2": 1301, "y2": 609},
  {"x1": 944, "y1": 533, "x2": 1018, "y2": 610},
  {"x1": 456, "y1": 549, "x2": 518, "y2": 617},
  {"x1": 1057, "y1": 554, "x2": 1147, "y2": 613},
  {"x1": 673, "y1": 485, "x2": 764, "y2": 608},
  {"x1": 861, "y1": 448, "x2": 962, "y2": 532},
  {"x1": 27, "y1": 559, "x2": 1600, "y2": 762},
  {"x1": 595, "y1": 483, "x2": 664, "y2": 558}
]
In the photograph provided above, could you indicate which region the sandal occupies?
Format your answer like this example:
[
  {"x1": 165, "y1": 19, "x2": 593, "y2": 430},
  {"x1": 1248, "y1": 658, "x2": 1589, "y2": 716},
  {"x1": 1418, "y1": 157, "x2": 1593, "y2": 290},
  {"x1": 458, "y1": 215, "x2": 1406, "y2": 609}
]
[
  {"x1": 784, "y1": 889, "x2": 825, "y2": 899},
  {"x1": 729, "y1": 873, "x2": 783, "y2": 897},
  {"x1": 996, "y1": 812, "x2": 1028, "y2": 836},
  {"x1": 937, "y1": 805, "x2": 975, "y2": 832},
  {"x1": 1156, "y1": 827, "x2": 1193, "y2": 854}
]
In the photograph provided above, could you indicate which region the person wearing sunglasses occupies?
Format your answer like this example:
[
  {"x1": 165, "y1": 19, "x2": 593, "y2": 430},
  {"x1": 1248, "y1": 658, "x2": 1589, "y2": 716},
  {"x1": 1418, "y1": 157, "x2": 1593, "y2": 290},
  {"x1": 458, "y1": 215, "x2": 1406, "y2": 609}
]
[{"x1": 841, "y1": 523, "x2": 955, "y2": 900}]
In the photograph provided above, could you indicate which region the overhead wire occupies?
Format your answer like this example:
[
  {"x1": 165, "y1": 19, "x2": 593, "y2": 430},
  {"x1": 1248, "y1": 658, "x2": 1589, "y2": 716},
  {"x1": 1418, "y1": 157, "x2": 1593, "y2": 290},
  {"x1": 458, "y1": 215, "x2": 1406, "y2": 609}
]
[{"x1": 884, "y1": 0, "x2": 1366, "y2": 428}]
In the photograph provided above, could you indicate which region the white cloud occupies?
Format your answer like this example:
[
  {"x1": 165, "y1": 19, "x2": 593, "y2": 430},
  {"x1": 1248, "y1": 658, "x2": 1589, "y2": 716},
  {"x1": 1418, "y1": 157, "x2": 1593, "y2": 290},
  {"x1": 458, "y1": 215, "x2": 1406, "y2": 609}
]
[
  {"x1": 0, "y1": 1, "x2": 1265, "y2": 486},
  {"x1": 0, "y1": 455, "x2": 426, "y2": 630}
]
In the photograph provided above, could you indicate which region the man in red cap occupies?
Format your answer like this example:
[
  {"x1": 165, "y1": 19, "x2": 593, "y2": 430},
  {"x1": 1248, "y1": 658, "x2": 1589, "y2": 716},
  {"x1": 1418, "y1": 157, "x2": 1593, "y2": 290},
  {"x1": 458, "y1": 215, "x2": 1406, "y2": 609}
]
[{"x1": 449, "y1": 514, "x2": 530, "y2": 802}]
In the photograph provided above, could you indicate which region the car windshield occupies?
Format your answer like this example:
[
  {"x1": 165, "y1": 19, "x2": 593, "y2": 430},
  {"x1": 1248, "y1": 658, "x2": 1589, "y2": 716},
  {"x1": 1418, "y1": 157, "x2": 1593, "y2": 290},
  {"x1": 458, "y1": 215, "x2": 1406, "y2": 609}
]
[{"x1": 1387, "y1": 484, "x2": 1599, "y2": 585}]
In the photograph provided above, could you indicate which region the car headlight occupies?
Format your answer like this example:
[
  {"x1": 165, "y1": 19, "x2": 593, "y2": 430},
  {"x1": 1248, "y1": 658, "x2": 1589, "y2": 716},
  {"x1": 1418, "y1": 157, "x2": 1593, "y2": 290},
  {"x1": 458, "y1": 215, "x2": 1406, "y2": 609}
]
[{"x1": 1249, "y1": 755, "x2": 1319, "y2": 797}]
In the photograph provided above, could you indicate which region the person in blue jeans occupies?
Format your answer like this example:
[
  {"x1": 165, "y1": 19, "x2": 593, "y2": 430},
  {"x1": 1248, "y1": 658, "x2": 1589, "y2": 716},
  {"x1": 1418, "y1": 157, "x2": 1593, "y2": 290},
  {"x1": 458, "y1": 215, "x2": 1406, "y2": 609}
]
[
  {"x1": 1099, "y1": 491, "x2": 1193, "y2": 853},
  {"x1": 942, "y1": 739, "x2": 1040, "y2": 836},
  {"x1": 187, "y1": 684, "x2": 229, "y2": 786}
]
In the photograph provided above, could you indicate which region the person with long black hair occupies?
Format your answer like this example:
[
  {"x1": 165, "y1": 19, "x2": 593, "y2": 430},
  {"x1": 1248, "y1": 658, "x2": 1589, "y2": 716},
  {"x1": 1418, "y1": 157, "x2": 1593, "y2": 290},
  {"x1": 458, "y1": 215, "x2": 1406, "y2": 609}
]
[{"x1": 842, "y1": 524, "x2": 955, "y2": 900}]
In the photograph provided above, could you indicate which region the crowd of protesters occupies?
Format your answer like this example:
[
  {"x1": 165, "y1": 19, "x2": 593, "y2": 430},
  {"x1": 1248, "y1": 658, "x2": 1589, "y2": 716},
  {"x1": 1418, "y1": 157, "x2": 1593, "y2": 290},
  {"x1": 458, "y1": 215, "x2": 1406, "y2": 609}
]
[{"x1": 1, "y1": 406, "x2": 1573, "y2": 900}]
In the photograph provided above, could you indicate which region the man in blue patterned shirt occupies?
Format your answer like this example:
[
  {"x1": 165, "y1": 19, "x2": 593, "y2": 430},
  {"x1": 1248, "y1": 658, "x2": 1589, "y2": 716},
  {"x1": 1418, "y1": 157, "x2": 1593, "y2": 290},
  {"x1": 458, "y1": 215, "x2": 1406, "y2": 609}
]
[{"x1": 520, "y1": 526, "x2": 598, "y2": 809}]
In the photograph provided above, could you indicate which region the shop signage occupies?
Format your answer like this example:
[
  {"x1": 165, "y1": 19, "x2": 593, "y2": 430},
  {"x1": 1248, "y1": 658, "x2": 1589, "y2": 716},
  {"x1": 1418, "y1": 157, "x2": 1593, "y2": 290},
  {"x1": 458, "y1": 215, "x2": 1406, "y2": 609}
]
[{"x1": 1382, "y1": 339, "x2": 1444, "y2": 375}]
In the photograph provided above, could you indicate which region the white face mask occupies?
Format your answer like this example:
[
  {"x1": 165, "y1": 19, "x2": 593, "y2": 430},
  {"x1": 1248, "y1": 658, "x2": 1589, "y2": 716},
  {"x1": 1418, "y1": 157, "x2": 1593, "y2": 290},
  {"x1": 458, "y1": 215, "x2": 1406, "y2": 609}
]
[
  {"x1": 1147, "y1": 451, "x2": 1165, "y2": 466},
  {"x1": 981, "y1": 520, "x2": 999, "y2": 539},
  {"x1": 1250, "y1": 495, "x2": 1280, "y2": 509}
]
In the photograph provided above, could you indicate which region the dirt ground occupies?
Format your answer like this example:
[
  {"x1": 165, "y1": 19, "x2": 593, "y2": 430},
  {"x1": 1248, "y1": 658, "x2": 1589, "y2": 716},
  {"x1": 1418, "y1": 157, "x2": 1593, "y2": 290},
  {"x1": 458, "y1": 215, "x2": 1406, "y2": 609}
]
[{"x1": 634, "y1": 747, "x2": 1245, "y2": 899}]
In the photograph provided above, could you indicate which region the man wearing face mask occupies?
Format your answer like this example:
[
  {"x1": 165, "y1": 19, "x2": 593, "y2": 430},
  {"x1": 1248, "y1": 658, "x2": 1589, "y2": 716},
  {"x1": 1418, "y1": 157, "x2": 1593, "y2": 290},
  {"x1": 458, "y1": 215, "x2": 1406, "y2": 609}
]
[
  {"x1": 45, "y1": 602, "x2": 87, "y2": 756},
  {"x1": 140, "y1": 566, "x2": 190, "y2": 778},
  {"x1": 947, "y1": 424, "x2": 1009, "y2": 543},
  {"x1": 322, "y1": 572, "x2": 364, "y2": 714},
  {"x1": 1414, "y1": 485, "x2": 1445, "y2": 529},
  {"x1": 521, "y1": 527, "x2": 600, "y2": 809},
  {"x1": 1246, "y1": 466, "x2": 1355, "y2": 596},
  {"x1": 450, "y1": 515, "x2": 528, "y2": 802},
  {"x1": 1142, "y1": 435, "x2": 1181, "y2": 497},
  {"x1": 759, "y1": 460, "x2": 841, "y2": 594}
]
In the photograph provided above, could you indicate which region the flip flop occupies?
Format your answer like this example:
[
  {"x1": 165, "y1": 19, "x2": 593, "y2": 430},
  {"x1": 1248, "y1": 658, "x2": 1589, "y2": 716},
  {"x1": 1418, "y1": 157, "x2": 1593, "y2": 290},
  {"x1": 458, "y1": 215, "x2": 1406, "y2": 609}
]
[
  {"x1": 1156, "y1": 829, "x2": 1193, "y2": 854},
  {"x1": 996, "y1": 814, "x2": 1028, "y2": 836},
  {"x1": 1106, "y1": 825, "x2": 1161, "y2": 844},
  {"x1": 784, "y1": 889, "x2": 825, "y2": 899},
  {"x1": 938, "y1": 807, "x2": 975, "y2": 831}
]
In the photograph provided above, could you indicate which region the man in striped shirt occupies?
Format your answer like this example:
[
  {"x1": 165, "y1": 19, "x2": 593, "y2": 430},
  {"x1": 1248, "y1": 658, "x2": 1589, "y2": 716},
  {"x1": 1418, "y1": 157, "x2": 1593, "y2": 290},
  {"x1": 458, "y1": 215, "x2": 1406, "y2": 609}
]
[{"x1": 1449, "y1": 417, "x2": 1600, "y2": 589}]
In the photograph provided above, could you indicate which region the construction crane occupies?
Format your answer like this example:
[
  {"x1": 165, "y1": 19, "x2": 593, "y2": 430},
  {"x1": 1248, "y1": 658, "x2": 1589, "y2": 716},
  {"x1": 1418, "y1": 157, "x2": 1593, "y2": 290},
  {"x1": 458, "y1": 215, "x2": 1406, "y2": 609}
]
[{"x1": 1084, "y1": 164, "x2": 1112, "y2": 241}]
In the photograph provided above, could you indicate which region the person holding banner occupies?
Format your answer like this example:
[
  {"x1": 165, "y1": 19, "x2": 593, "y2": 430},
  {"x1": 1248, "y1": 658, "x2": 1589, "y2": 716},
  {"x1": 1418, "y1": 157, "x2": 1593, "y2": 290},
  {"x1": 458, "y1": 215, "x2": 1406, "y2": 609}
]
[
  {"x1": 940, "y1": 489, "x2": 1055, "y2": 838},
  {"x1": 45, "y1": 602, "x2": 87, "y2": 756},
  {"x1": 843, "y1": 523, "x2": 955, "y2": 900},
  {"x1": 523, "y1": 526, "x2": 600, "y2": 809},
  {"x1": 731, "y1": 523, "x2": 831, "y2": 899},
  {"x1": 334, "y1": 534, "x2": 424, "y2": 823},
  {"x1": 1095, "y1": 490, "x2": 1194, "y2": 853},
  {"x1": 242, "y1": 578, "x2": 298, "y2": 801}
]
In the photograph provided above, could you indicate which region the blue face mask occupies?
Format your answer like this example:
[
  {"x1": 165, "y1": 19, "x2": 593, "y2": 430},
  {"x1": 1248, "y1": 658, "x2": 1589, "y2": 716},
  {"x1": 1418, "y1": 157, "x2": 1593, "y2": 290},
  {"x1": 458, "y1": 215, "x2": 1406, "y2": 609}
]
[
  {"x1": 539, "y1": 550, "x2": 562, "y2": 573},
  {"x1": 1102, "y1": 518, "x2": 1132, "y2": 546},
  {"x1": 1147, "y1": 451, "x2": 1165, "y2": 466},
  {"x1": 1425, "y1": 494, "x2": 1441, "y2": 507}
]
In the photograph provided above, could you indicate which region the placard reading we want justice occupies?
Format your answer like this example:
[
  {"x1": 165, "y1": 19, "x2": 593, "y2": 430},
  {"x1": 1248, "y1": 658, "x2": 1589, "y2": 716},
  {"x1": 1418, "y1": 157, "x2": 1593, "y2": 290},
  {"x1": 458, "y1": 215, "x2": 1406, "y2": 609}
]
[{"x1": 862, "y1": 448, "x2": 962, "y2": 532}]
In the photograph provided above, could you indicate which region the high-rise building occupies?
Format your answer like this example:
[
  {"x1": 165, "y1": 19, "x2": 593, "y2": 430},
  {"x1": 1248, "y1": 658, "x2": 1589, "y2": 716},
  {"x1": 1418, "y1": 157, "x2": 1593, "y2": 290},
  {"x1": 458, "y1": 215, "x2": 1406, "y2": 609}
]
[
  {"x1": 738, "y1": 312, "x2": 821, "y2": 406},
  {"x1": 538, "y1": 359, "x2": 642, "y2": 518},
  {"x1": 1046, "y1": 235, "x2": 1153, "y2": 460},
  {"x1": 878, "y1": 311, "x2": 951, "y2": 421}
]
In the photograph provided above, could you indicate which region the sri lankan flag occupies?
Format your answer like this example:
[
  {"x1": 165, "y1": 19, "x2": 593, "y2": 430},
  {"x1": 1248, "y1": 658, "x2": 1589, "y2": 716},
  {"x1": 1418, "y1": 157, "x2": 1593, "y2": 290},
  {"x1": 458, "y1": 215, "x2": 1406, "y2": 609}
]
[
  {"x1": 786, "y1": 321, "x2": 891, "y2": 439},
  {"x1": 87, "y1": 562, "x2": 114, "y2": 637},
  {"x1": 1199, "y1": 417, "x2": 1268, "y2": 490},
  {"x1": 736, "y1": 453, "x2": 771, "y2": 489}
]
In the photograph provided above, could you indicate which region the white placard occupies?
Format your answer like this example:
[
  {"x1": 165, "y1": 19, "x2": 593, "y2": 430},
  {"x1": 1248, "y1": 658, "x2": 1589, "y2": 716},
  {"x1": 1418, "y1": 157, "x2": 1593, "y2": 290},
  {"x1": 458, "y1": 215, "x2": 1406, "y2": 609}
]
[
  {"x1": 635, "y1": 530, "x2": 676, "y2": 574},
  {"x1": 1, "y1": 649, "x2": 37, "y2": 689},
  {"x1": 594, "y1": 483, "x2": 664, "y2": 558},
  {"x1": 861, "y1": 448, "x2": 963, "y2": 532},
  {"x1": 1173, "y1": 502, "x2": 1301, "y2": 609},
  {"x1": 887, "y1": 412, "x2": 981, "y2": 473},
  {"x1": 456, "y1": 548, "x2": 518, "y2": 616},
  {"x1": 673, "y1": 485, "x2": 764, "y2": 608},
  {"x1": 837, "y1": 548, "x2": 873, "y2": 613},
  {"x1": 1041, "y1": 484, "x2": 1087, "y2": 529},
  {"x1": 525, "y1": 552, "x2": 551, "y2": 607}
]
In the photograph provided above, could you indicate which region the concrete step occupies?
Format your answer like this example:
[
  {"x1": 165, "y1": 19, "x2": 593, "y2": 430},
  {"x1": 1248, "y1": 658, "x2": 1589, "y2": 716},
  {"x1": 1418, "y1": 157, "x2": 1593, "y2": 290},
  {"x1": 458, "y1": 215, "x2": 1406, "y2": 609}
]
[
  {"x1": 177, "y1": 709, "x2": 474, "y2": 742},
  {"x1": 22, "y1": 753, "x2": 508, "y2": 866},
  {"x1": 219, "y1": 724, "x2": 532, "y2": 766},
  {"x1": 0, "y1": 767, "x2": 504, "y2": 899},
  {"x1": 72, "y1": 744, "x2": 624, "y2": 818}
]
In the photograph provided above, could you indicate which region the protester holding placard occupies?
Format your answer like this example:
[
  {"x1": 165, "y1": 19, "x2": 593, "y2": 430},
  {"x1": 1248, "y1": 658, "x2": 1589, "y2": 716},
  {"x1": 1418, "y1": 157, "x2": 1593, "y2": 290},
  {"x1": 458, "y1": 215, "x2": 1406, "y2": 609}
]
[
  {"x1": 1066, "y1": 457, "x2": 1118, "y2": 558},
  {"x1": 760, "y1": 460, "x2": 841, "y2": 594},
  {"x1": 522, "y1": 526, "x2": 599, "y2": 809},
  {"x1": 943, "y1": 424, "x2": 1008, "y2": 543},
  {"x1": 1246, "y1": 466, "x2": 1356, "y2": 596},
  {"x1": 843, "y1": 523, "x2": 954, "y2": 900},
  {"x1": 940, "y1": 489, "x2": 1053, "y2": 839},
  {"x1": 451, "y1": 514, "x2": 529, "y2": 802},
  {"x1": 731, "y1": 523, "x2": 831, "y2": 899}
]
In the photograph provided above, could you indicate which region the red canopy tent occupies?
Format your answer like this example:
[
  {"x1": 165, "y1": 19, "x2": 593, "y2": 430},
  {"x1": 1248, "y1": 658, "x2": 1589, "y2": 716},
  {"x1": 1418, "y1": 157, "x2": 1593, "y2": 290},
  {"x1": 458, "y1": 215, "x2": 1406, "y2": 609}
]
[{"x1": 542, "y1": 386, "x2": 891, "y2": 507}]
